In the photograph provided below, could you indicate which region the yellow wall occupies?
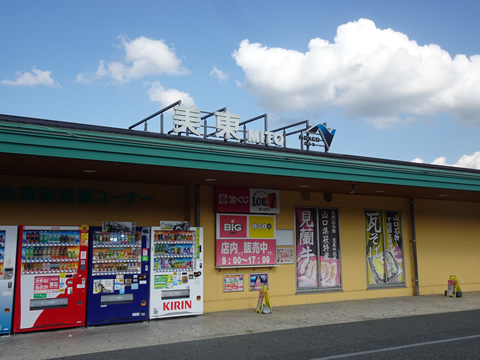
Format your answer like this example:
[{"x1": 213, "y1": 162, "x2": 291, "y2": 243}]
[
  {"x1": 203, "y1": 189, "x2": 415, "y2": 312},
  {"x1": 414, "y1": 199, "x2": 480, "y2": 294},
  {"x1": 4, "y1": 175, "x2": 479, "y2": 312},
  {"x1": 0, "y1": 176, "x2": 190, "y2": 227}
]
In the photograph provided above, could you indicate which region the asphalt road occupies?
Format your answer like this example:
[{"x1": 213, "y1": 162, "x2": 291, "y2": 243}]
[{"x1": 55, "y1": 309, "x2": 480, "y2": 360}]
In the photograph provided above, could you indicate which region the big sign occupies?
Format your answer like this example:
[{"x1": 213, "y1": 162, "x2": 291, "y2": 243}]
[{"x1": 216, "y1": 213, "x2": 277, "y2": 267}]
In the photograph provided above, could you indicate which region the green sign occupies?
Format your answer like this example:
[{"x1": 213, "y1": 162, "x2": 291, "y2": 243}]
[{"x1": 154, "y1": 275, "x2": 169, "y2": 289}]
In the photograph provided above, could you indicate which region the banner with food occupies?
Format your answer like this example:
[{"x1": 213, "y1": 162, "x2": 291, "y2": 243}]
[
  {"x1": 365, "y1": 210, "x2": 404, "y2": 285},
  {"x1": 318, "y1": 209, "x2": 341, "y2": 287},
  {"x1": 295, "y1": 208, "x2": 342, "y2": 290},
  {"x1": 296, "y1": 208, "x2": 319, "y2": 288}
]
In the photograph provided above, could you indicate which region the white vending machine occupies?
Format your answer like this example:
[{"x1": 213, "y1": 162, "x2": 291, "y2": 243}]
[
  {"x1": 149, "y1": 227, "x2": 203, "y2": 319},
  {"x1": 0, "y1": 226, "x2": 18, "y2": 334}
]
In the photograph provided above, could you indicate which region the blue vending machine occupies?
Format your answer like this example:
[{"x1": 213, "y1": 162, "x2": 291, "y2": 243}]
[
  {"x1": 0, "y1": 226, "x2": 17, "y2": 334},
  {"x1": 87, "y1": 225, "x2": 150, "y2": 326}
]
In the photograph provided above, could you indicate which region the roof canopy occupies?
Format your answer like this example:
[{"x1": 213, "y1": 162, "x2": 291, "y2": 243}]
[{"x1": 1, "y1": 113, "x2": 480, "y2": 202}]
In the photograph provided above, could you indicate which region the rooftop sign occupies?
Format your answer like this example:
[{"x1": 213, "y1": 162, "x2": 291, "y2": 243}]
[{"x1": 129, "y1": 101, "x2": 336, "y2": 152}]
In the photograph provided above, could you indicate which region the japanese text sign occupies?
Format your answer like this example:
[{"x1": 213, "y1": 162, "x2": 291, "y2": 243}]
[
  {"x1": 216, "y1": 213, "x2": 277, "y2": 267},
  {"x1": 216, "y1": 239, "x2": 276, "y2": 267},
  {"x1": 34, "y1": 276, "x2": 60, "y2": 294},
  {"x1": 172, "y1": 105, "x2": 285, "y2": 147},
  {"x1": 214, "y1": 187, "x2": 280, "y2": 214}
]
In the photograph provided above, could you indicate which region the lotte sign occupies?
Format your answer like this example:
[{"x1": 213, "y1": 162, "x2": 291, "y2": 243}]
[{"x1": 215, "y1": 187, "x2": 280, "y2": 214}]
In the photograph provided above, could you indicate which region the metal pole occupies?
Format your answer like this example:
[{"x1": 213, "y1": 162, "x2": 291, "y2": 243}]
[
  {"x1": 409, "y1": 198, "x2": 420, "y2": 296},
  {"x1": 195, "y1": 185, "x2": 200, "y2": 227}
]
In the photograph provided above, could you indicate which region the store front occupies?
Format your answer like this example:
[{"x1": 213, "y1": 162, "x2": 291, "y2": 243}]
[{"x1": 1, "y1": 110, "x2": 480, "y2": 315}]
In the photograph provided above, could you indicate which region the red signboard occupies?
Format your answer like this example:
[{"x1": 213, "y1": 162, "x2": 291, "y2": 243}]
[
  {"x1": 215, "y1": 187, "x2": 250, "y2": 213},
  {"x1": 214, "y1": 187, "x2": 280, "y2": 214},
  {"x1": 218, "y1": 214, "x2": 248, "y2": 238},
  {"x1": 216, "y1": 239, "x2": 276, "y2": 267}
]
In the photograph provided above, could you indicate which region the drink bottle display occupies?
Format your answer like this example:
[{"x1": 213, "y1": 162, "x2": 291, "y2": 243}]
[
  {"x1": 0, "y1": 226, "x2": 17, "y2": 334},
  {"x1": 13, "y1": 225, "x2": 89, "y2": 333},
  {"x1": 90, "y1": 231, "x2": 141, "y2": 274},
  {"x1": 21, "y1": 231, "x2": 80, "y2": 273},
  {"x1": 149, "y1": 227, "x2": 203, "y2": 319},
  {"x1": 86, "y1": 226, "x2": 149, "y2": 326}
]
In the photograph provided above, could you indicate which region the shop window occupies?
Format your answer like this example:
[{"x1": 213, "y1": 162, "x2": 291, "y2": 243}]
[
  {"x1": 295, "y1": 208, "x2": 342, "y2": 292},
  {"x1": 364, "y1": 210, "x2": 405, "y2": 287}
]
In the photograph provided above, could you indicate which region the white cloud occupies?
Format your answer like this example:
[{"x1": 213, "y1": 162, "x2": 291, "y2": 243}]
[
  {"x1": 76, "y1": 36, "x2": 188, "y2": 84},
  {"x1": 147, "y1": 81, "x2": 195, "y2": 108},
  {"x1": 232, "y1": 18, "x2": 480, "y2": 128},
  {"x1": 413, "y1": 151, "x2": 480, "y2": 169},
  {"x1": 455, "y1": 152, "x2": 480, "y2": 169},
  {"x1": 432, "y1": 156, "x2": 449, "y2": 166},
  {"x1": 1, "y1": 68, "x2": 59, "y2": 87},
  {"x1": 210, "y1": 66, "x2": 229, "y2": 81}
]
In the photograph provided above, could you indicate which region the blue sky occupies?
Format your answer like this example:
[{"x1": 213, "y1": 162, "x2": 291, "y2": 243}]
[{"x1": 1, "y1": 0, "x2": 480, "y2": 168}]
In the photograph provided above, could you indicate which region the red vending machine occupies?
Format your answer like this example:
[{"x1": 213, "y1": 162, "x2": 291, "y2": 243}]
[{"x1": 13, "y1": 225, "x2": 89, "y2": 333}]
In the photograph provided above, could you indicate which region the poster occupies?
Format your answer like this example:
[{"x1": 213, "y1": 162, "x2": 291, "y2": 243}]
[
  {"x1": 159, "y1": 221, "x2": 190, "y2": 230},
  {"x1": 223, "y1": 274, "x2": 244, "y2": 292},
  {"x1": 93, "y1": 279, "x2": 114, "y2": 294},
  {"x1": 318, "y1": 209, "x2": 341, "y2": 288},
  {"x1": 276, "y1": 247, "x2": 294, "y2": 264},
  {"x1": 101, "y1": 221, "x2": 136, "y2": 232},
  {"x1": 249, "y1": 273, "x2": 268, "y2": 291},
  {"x1": 384, "y1": 211, "x2": 405, "y2": 283},
  {"x1": 365, "y1": 210, "x2": 404, "y2": 285},
  {"x1": 295, "y1": 208, "x2": 342, "y2": 290},
  {"x1": 295, "y1": 208, "x2": 319, "y2": 288}
]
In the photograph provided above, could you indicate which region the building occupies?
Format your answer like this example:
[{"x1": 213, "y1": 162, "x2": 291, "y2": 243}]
[{"x1": 1, "y1": 109, "x2": 480, "y2": 313}]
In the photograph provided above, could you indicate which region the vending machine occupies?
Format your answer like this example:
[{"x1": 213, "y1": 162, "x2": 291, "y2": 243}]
[
  {"x1": 149, "y1": 227, "x2": 203, "y2": 319},
  {"x1": 0, "y1": 226, "x2": 17, "y2": 334},
  {"x1": 86, "y1": 226, "x2": 150, "y2": 326},
  {"x1": 13, "y1": 225, "x2": 89, "y2": 333}
]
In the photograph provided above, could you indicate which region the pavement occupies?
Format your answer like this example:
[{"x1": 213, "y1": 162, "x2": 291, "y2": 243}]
[{"x1": 2, "y1": 292, "x2": 480, "y2": 360}]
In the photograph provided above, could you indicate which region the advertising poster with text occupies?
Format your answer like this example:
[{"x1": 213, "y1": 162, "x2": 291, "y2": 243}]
[
  {"x1": 216, "y1": 214, "x2": 276, "y2": 267},
  {"x1": 223, "y1": 274, "x2": 244, "y2": 292},
  {"x1": 214, "y1": 187, "x2": 280, "y2": 214},
  {"x1": 365, "y1": 210, "x2": 404, "y2": 285},
  {"x1": 295, "y1": 208, "x2": 342, "y2": 290},
  {"x1": 318, "y1": 209, "x2": 341, "y2": 287},
  {"x1": 295, "y1": 208, "x2": 319, "y2": 288}
]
